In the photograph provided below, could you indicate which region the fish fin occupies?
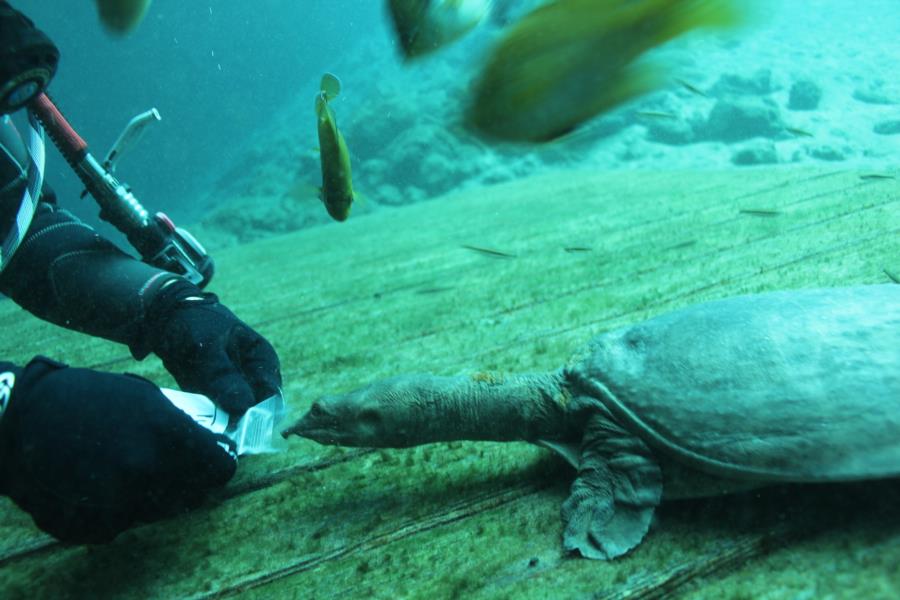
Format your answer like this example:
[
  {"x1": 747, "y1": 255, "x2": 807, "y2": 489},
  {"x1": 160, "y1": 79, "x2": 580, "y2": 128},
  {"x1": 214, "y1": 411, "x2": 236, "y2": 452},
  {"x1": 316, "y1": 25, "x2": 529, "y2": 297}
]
[
  {"x1": 283, "y1": 180, "x2": 320, "y2": 202},
  {"x1": 660, "y1": 0, "x2": 746, "y2": 39},
  {"x1": 315, "y1": 91, "x2": 327, "y2": 116},
  {"x1": 536, "y1": 439, "x2": 580, "y2": 468},
  {"x1": 320, "y1": 73, "x2": 342, "y2": 101}
]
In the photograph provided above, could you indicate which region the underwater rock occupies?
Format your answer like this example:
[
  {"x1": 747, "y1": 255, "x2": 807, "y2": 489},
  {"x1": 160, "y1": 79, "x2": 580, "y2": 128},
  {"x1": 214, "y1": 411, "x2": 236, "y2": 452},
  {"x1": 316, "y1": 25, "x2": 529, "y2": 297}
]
[
  {"x1": 709, "y1": 69, "x2": 775, "y2": 97},
  {"x1": 872, "y1": 120, "x2": 900, "y2": 135},
  {"x1": 806, "y1": 144, "x2": 847, "y2": 162},
  {"x1": 731, "y1": 140, "x2": 777, "y2": 165},
  {"x1": 702, "y1": 98, "x2": 784, "y2": 142},
  {"x1": 644, "y1": 117, "x2": 696, "y2": 145},
  {"x1": 198, "y1": 193, "x2": 332, "y2": 247},
  {"x1": 381, "y1": 125, "x2": 462, "y2": 192},
  {"x1": 560, "y1": 115, "x2": 629, "y2": 146},
  {"x1": 374, "y1": 183, "x2": 405, "y2": 206},
  {"x1": 360, "y1": 157, "x2": 390, "y2": 182},
  {"x1": 406, "y1": 185, "x2": 428, "y2": 203},
  {"x1": 788, "y1": 79, "x2": 822, "y2": 111},
  {"x1": 852, "y1": 81, "x2": 898, "y2": 105}
]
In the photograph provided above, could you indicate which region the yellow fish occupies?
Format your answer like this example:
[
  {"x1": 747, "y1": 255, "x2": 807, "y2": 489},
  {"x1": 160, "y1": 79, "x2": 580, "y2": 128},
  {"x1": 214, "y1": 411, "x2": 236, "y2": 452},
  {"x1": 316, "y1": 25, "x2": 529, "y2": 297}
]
[
  {"x1": 388, "y1": 0, "x2": 493, "y2": 59},
  {"x1": 467, "y1": 0, "x2": 741, "y2": 142},
  {"x1": 94, "y1": 0, "x2": 152, "y2": 34},
  {"x1": 315, "y1": 73, "x2": 355, "y2": 222}
]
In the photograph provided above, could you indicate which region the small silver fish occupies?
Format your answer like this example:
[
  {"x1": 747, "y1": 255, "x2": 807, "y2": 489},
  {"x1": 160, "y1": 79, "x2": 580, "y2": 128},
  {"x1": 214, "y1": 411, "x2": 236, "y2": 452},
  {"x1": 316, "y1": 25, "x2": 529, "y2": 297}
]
[
  {"x1": 785, "y1": 126, "x2": 814, "y2": 138},
  {"x1": 674, "y1": 78, "x2": 708, "y2": 97}
]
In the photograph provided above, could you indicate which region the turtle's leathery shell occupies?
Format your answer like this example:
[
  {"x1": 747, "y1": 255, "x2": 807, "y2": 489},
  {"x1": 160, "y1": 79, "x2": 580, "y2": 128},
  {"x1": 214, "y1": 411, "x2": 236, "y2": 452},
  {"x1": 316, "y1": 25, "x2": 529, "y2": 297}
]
[{"x1": 567, "y1": 285, "x2": 900, "y2": 482}]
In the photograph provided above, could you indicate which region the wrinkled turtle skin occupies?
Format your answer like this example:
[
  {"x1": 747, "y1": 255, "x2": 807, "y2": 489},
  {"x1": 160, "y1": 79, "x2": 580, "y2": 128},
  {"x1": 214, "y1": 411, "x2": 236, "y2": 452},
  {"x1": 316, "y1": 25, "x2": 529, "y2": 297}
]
[{"x1": 285, "y1": 285, "x2": 900, "y2": 559}]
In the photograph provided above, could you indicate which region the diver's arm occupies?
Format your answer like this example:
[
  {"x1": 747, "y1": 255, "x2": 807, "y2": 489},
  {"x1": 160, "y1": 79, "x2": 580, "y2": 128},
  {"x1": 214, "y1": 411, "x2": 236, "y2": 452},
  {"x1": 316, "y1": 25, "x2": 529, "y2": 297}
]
[
  {"x1": 0, "y1": 200, "x2": 282, "y2": 415},
  {"x1": 0, "y1": 200, "x2": 180, "y2": 356}
]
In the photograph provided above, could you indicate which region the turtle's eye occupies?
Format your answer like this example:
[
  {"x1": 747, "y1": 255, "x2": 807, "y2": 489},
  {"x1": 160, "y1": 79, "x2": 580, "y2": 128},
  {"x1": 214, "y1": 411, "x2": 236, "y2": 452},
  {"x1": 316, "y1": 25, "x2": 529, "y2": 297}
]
[{"x1": 309, "y1": 402, "x2": 326, "y2": 418}]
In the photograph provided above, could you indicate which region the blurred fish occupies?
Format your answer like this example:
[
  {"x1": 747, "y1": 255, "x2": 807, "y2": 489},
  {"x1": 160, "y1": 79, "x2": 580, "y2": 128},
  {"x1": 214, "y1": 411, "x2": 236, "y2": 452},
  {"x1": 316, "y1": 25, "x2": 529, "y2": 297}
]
[
  {"x1": 635, "y1": 110, "x2": 679, "y2": 120},
  {"x1": 674, "y1": 78, "x2": 708, "y2": 97},
  {"x1": 490, "y1": 0, "x2": 546, "y2": 26},
  {"x1": 739, "y1": 208, "x2": 780, "y2": 217},
  {"x1": 467, "y1": 0, "x2": 741, "y2": 142},
  {"x1": 785, "y1": 126, "x2": 814, "y2": 138},
  {"x1": 94, "y1": 0, "x2": 151, "y2": 34},
  {"x1": 461, "y1": 244, "x2": 516, "y2": 258},
  {"x1": 490, "y1": 0, "x2": 519, "y2": 26},
  {"x1": 315, "y1": 73, "x2": 355, "y2": 222},
  {"x1": 388, "y1": 0, "x2": 494, "y2": 59}
]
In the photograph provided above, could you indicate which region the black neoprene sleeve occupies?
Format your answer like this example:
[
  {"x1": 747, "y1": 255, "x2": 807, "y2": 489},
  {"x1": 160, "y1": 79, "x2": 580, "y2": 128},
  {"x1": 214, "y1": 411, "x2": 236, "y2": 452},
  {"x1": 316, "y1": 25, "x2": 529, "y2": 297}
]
[{"x1": 0, "y1": 201, "x2": 183, "y2": 358}]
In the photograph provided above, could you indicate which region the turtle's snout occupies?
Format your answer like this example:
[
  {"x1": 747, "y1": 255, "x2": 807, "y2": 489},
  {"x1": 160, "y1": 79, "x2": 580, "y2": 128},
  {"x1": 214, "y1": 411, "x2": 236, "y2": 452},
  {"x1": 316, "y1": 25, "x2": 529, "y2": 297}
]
[
  {"x1": 280, "y1": 383, "x2": 404, "y2": 447},
  {"x1": 281, "y1": 398, "x2": 343, "y2": 444}
]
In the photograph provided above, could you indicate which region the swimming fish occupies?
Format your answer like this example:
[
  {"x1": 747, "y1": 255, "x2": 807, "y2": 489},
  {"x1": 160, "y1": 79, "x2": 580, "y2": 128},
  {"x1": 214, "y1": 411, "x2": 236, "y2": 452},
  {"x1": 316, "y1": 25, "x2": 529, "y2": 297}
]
[
  {"x1": 635, "y1": 110, "x2": 679, "y2": 120},
  {"x1": 739, "y1": 208, "x2": 780, "y2": 217},
  {"x1": 461, "y1": 244, "x2": 516, "y2": 258},
  {"x1": 674, "y1": 78, "x2": 708, "y2": 97},
  {"x1": 388, "y1": 0, "x2": 493, "y2": 59},
  {"x1": 785, "y1": 126, "x2": 814, "y2": 138},
  {"x1": 94, "y1": 0, "x2": 152, "y2": 33},
  {"x1": 315, "y1": 73, "x2": 355, "y2": 222},
  {"x1": 467, "y1": 0, "x2": 741, "y2": 142}
]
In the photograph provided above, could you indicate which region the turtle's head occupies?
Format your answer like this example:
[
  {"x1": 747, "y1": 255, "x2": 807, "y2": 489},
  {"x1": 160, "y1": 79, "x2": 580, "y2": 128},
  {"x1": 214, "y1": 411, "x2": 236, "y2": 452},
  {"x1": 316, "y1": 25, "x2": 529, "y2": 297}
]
[{"x1": 281, "y1": 375, "x2": 433, "y2": 447}]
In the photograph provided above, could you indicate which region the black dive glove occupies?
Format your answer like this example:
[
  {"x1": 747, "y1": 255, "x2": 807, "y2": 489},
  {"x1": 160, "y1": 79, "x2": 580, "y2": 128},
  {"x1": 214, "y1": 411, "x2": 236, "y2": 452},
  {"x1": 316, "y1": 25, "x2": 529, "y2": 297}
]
[
  {"x1": 142, "y1": 279, "x2": 282, "y2": 417},
  {"x1": 0, "y1": 357, "x2": 237, "y2": 543}
]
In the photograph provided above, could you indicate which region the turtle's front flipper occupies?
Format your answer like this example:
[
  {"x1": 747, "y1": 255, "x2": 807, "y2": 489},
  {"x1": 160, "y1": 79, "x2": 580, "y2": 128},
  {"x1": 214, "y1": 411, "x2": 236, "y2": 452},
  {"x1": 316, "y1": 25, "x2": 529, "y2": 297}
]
[{"x1": 561, "y1": 410, "x2": 662, "y2": 560}]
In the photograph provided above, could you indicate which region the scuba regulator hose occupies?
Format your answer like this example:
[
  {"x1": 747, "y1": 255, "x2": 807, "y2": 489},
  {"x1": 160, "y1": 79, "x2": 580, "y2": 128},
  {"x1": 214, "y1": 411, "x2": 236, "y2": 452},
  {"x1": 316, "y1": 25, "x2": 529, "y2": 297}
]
[{"x1": 28, "y1": 93, "x2": 214, "y2": 288}]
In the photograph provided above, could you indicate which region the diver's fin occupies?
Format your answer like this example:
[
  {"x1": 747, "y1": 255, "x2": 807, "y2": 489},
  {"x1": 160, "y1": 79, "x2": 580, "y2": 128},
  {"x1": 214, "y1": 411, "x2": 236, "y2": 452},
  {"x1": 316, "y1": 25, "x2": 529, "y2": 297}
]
[{"x1": 320, "y1": 73, "x2": 342, "y2": 101}]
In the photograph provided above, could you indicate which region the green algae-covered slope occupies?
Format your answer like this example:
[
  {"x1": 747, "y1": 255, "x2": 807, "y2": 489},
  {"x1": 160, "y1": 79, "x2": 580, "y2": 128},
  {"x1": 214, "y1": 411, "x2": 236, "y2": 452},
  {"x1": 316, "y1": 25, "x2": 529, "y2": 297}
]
[{"x1": 1, "y1": 167, "x2": 898, "y2": 599}]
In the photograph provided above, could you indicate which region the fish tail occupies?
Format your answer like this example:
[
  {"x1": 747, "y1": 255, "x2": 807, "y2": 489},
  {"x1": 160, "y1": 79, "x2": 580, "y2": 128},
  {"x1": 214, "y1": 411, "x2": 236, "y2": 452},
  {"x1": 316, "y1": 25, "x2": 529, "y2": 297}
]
[
  {"x1": 659, "y1": 0, "x2": 744, "y2": 38},
  {"x1": 320, "y1": 72, "x2": 342, "y2": 101}
]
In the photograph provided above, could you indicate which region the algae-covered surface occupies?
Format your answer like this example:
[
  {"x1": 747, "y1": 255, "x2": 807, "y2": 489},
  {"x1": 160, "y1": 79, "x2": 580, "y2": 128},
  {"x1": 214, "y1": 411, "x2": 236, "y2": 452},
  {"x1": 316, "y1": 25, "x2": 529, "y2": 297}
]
[{"x1": 0, "y1": 167, "x2": 898, "y2": 599}]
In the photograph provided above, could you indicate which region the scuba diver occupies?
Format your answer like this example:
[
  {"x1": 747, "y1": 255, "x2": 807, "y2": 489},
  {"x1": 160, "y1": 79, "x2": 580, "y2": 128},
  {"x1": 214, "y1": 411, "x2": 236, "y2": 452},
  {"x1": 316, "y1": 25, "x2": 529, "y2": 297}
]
[{"x1": 0, "y1": 1, "x2": 282, "y2": 543}]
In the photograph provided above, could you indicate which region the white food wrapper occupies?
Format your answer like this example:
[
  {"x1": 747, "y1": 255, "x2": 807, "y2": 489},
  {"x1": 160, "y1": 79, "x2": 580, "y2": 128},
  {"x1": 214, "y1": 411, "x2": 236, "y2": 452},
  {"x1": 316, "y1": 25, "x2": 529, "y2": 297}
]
[{"x1": 161, "y1": 387, "x2": 285, "y2": 456}]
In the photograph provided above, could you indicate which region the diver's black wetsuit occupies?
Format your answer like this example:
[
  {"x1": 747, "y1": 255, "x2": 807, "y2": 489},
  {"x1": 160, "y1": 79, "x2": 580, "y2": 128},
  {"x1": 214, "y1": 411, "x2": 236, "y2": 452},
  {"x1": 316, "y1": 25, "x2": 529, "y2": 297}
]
[{"x1": 0, "y1": 1, "x2": 282, "y2": 543}]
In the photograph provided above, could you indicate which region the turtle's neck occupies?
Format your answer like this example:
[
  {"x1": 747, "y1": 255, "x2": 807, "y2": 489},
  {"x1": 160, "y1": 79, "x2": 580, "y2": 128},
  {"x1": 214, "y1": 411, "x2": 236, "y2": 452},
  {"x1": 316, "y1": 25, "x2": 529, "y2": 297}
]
[{"x1": 403, "y1": 371, "x2": 570, "y2": 444}]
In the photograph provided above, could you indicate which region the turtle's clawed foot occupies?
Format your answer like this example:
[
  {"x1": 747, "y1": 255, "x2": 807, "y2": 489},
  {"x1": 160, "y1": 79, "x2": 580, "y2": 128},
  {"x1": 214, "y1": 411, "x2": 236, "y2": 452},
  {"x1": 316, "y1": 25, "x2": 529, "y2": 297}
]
[
  {"x1": 561, "y1": 412, "x2": 663, "y2": 560},
  {"x1": 561, "y1": 490, "x2": 656, "y2": 560}
]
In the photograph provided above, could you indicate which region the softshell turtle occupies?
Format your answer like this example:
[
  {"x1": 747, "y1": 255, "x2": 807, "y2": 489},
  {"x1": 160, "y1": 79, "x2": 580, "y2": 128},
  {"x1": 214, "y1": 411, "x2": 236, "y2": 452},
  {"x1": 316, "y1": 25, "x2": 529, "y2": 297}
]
[{"x1": 283, "y1": 285, "x2": 900, "y2": 559}]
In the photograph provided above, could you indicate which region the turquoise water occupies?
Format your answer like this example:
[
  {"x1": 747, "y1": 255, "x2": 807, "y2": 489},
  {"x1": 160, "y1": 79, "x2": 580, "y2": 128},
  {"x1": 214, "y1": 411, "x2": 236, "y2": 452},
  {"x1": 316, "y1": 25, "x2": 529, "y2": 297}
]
[
  {"x1": 25, "y1": 1, "x2": 383, "y2": 224},
  {"x1": 25, "y1": 1, "x2": 900, "y2": 240},
  {"x1": 2, "y1": 2, "x2": 899, "y2": 598}
]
